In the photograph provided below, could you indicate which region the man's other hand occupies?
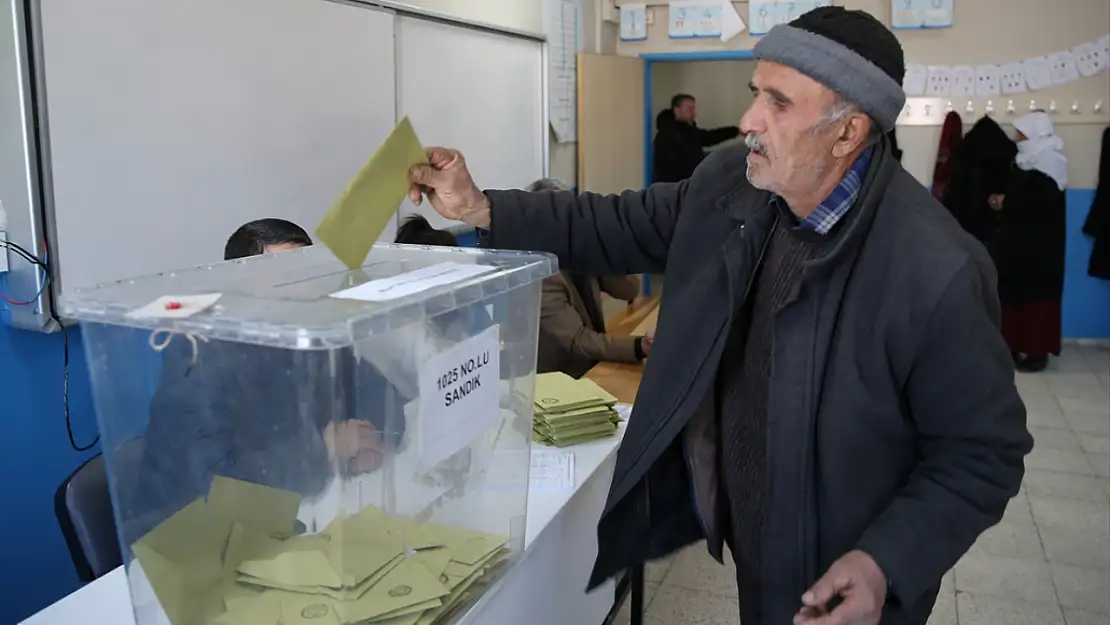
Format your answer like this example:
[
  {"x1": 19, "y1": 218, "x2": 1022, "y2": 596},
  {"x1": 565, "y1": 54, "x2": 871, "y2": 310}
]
[
  {"x1": 409, "y1": 148, "x2": 491, "y2": 229},
  {"x1": 794, "y1": 550, "x2": 887, "y2": 625},
  {"x1": 324, "y1": 419, "x2": 385, "y2": 475}
]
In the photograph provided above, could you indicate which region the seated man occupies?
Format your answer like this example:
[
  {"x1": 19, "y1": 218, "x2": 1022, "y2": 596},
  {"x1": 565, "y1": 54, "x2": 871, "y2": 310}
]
[
  {"x1": 395, "y1": 214, "x2": 459, "y2": 247},
  {"x1": 134, "y1": 220, "x2": 406, "y2": 532},
  {"x1": 223, "y1": 218, "x2": 313, "y2": 259},
  {"x1": 527, "y1": 179, "x2": 652, "y2": 379}
]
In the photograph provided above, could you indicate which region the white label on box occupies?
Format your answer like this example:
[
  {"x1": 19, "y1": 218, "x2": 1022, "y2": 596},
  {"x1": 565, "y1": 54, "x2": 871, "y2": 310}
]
[
  {"x1": 417, "y1": 324, "x2": 501, "y2": 470},
  {"x1": 126, "y1": 293, "x2": 222, "y2": 319},
  {"x1": 330, "y1": 262, "x2": 496, "y2": 302}
]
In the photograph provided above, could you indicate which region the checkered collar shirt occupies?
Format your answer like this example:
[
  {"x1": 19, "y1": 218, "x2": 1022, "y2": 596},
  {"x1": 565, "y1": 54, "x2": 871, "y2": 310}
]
[{"x1": 776, "y1": 146, "x2": 874, "y2": 235}]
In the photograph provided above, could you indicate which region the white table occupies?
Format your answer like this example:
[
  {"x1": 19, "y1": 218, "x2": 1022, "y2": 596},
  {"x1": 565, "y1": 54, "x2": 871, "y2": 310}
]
[{"x1": 22, "y1": 423, "x2": 627, "y2": 625}]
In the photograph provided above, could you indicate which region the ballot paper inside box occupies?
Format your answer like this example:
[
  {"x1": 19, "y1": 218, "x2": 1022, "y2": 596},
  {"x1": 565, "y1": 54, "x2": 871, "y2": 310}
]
[{"x1": 59, "y1": 243, "x2": 557, "y2": 625}]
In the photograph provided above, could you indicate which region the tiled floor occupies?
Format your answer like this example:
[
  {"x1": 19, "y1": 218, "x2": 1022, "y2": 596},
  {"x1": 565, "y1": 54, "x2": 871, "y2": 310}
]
[{"x1": 614, "y1": 343, "x2": 1110, "y2": 625}]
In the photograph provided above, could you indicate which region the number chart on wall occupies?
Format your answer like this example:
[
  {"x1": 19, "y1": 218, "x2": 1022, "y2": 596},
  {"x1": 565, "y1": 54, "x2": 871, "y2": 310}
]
[
  {"x1": 891, "y1": 0, "x2": 954, "y2": 30},
  {"x1": 748, "y1": 1, "x2": 831, "y2": 36}
]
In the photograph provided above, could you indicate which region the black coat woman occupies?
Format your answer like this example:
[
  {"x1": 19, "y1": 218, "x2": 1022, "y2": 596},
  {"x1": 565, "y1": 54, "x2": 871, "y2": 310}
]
[{"x1": 987, "y1": 112, "x2": 1068, "y2": 372}]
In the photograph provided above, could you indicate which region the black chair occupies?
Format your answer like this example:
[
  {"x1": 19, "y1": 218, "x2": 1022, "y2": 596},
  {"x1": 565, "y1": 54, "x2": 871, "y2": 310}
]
[{"x1": 55, "y1": 453, "x2": 123, "y2": 581}]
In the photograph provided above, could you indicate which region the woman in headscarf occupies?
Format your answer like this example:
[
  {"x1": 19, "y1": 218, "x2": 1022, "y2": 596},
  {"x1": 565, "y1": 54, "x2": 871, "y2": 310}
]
[{"x1": 987, "y1": 111, "x2": 1068, "y2": 372}]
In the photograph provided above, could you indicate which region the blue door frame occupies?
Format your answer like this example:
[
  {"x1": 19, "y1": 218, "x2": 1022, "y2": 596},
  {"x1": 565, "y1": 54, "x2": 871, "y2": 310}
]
[{"x1": 638, "y1": 49, "x2": 755, "y2": 295}]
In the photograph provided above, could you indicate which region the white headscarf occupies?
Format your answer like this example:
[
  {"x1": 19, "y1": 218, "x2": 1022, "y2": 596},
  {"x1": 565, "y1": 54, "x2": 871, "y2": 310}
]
[{"x1": 1012, "y1": 112, "x2": 1068, "y2": 191}]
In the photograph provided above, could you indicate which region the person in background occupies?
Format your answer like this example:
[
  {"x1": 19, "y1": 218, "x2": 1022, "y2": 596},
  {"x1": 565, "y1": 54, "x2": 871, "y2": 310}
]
[
  {"x1": 987, "y1": 111, "x2": 1067, "y2": 372},
  {"x1": 223, "y1": 217, "x2": 313, "y2": 260},
  {"x1": 410, "y1": 7, "x2": 1030, "y2": 624},
  {"x1": 134, "y1": 219, "x2": 404, "y2": 534},
  {"x1": 943, "y1": 116, "x2": 1016, "y2": 243},
  {"x1": 395, "y1": 214, "x2": 459, "y2": 247},
  {"x1": 526, "y1": 178, "x2": 650, "y2": 379},
  {"x1": 653, "y1": 94, "x2": 741, "y2": 183}
]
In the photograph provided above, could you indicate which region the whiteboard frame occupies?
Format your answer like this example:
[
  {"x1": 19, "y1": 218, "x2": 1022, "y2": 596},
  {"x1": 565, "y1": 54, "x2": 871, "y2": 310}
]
[{"x1": 8, "y1": 0, "x2": 549, "y2": 331}]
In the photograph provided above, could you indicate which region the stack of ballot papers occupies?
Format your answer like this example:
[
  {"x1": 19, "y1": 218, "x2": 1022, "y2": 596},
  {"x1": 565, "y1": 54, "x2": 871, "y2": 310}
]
[
  {"x1": 131, "y1": 476, "x2": 510, "y2": 625},
  {"x1": 532, "y1": 372, "x2": 622, "y2": 447}
]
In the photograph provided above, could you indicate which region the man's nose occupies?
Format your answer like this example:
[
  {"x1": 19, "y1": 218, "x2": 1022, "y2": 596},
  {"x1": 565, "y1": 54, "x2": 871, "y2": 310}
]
[{"x1": 739, "y1": 104, "x2": 762, "y2": 136}]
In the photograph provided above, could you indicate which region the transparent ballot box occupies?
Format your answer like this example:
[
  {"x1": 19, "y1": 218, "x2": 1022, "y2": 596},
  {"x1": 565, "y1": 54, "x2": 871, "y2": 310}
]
[{"x1": 60, "y1": 243, "x2": 555, "y2": 625}]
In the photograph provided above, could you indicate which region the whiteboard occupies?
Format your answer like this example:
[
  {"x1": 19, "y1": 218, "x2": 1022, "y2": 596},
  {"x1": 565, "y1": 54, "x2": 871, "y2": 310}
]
[
  {"x1": 38, "y1": 0, "x2": 398, "y2": 293},
  {"x1": 395, "y1": 15, "x2": 546, "y2": 231}
]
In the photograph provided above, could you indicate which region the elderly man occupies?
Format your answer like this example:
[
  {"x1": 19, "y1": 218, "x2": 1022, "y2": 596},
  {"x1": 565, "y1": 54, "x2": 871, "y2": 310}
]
[{"x1": 410, "y1": 7, "x2": 1030, "y2": 625}]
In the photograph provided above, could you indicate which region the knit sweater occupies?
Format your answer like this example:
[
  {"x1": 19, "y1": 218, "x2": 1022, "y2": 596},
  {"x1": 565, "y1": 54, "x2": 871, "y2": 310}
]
[{"x1": 717, "y1": 210, "x2": 840, "y2": 610}]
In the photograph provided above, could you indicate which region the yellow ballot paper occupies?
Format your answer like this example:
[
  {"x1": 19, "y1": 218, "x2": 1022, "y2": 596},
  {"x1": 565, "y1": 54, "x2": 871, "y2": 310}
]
[{"x1": 315, "y1": 116, "x2": 428, "y2": 269}]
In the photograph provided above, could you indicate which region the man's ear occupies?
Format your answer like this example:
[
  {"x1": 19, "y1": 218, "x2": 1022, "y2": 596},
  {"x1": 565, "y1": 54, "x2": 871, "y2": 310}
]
[{"x1": 831, "y1": 114, "x2": 869, "y2": 158}]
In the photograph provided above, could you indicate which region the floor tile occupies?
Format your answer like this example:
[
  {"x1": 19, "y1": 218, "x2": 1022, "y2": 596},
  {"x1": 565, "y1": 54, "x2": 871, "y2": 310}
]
[
  {"x1": 645, "y1": 586, "x2": 740, "y2": 625},
  {"x1": 1030, "y1": 496, "x2": 1110, "y2": 533},
  {"x1": 611, "y1": 582, "x2": 663, "y2": 625},
  {"x1": 1033, "y1": 426, "x2": 1083, "y2": 451},
  {"x1": 662, "y1": 543, "x2": 737, "y2": 597},
  {"x1": 1027, "y1": 404, "x2": 1072, "y2": 429},
  {"x1": 1066, "y1": 410, "x2": 1110, "y2": 436},
  {"x1": 1052, "y1": 564, "x2": 1110, "y2": 613},
  {"x1": 1027, "y1": 448, "x2": 1098, "y2": 475},
  {"x1": 927, "y1": 587, "x2": 956, "y2": 625},
  {"x1": 1064, "y1": 608, "x2": 1110, "y2": 625},
  {"x1": 968, "y1": 521, "x2": 1045, "y2": 560},
  {"x1": 1098, "y1": 373, "x2": 1110, "y2": 388},
  {"x1": 645, "y1": 554, "x2": 676, "y2": 583},
  {"x1": 955, "y1": 591, "x2": 1065, "y2": 625},
  {"x1": 1003, "y1": 491, "x2": 1035, "y2": 525},
  {"x1": 953, "y1": 553, "x2": 1057, "y2": 605},
  {"x1": 1023, "y1": 470, "x2": 1109, "y2": 502},
  {"x1": 1088, "y1": 453, "x2": 1110, "y2": 478},
  {"x1": 1077, "y1": 432, "x2": 1110, "y2": 455},
  {"x1": 1047, "y1": 373, "x2": 1107, "y2": 399},
  {"x1": 1040, "y1": 527, "x2": 1110, "y2": 569}
]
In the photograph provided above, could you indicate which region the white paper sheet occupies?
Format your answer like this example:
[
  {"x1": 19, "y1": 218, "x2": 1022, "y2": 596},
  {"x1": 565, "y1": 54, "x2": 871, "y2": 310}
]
[
  {"x1": 720, "y1": 0, "x2": 746, "y2": 43},
  {"x1": 1073, "y1": 41, "x2": 1105, "y2": 78},
  {"x1": 330, "y1": 262, "x2": 496, "y2": 302},
  {"x1": 917, "y1": 0, "x2": 953, "y2": 28},
  {"x1": 974, "y1": 64, "x2": 1001, "y2": 97},
  {"x1": 891, "y1": 0, "x2": 922, "y2": 29},
  {"x1": 530, "y1": 450, "x2": 576, "y2": 491},
  {"x1": 1099, "y1": 35, "x2": 1110, "y2": 71},
  {"x1": 926, "y1": 66, "x2": 953, "y2": 97},
  {"x1": 619, "y1": 3, "x2": 648, "y2": 41},
  {"x1": 1048, "y1": 50, "x2": 1080, "y2": 86},
  {"x1": 126, "y1": 293, "x2": 222, "y2": 319},
  {"x1": 614, "y1": 403, "x2": 634, "y2": 421},
  {"x1": 902, "y1": 63, "x2": 928, "y2": 96},
  {"x1": 999, "y1": 62, "x2": 1027, "y2": 95},
  {"x1": 748, "y1": 1, "x2": 775, "y2": 35},
  {"x1": 1023, "y1": 56, "x2": 1053, "y2": 91},
  {"x1": 950, "y1": 66, "x2": 976, "y2": 97}
]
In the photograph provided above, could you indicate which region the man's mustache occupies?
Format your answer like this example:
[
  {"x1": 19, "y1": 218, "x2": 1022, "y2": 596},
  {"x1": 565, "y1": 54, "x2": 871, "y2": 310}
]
[{"x1": 745, "y1": 133, "x2": 768, "y2": 156}]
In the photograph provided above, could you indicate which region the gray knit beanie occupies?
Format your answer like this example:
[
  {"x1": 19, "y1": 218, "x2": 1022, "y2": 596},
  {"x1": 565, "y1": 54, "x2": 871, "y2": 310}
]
[{"x1": 753, "y1": 7, "x2": 906, "y2": 132}]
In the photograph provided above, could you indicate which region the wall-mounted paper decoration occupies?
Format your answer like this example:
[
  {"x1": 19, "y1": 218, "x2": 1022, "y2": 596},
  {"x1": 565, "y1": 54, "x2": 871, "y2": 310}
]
[
  {"x1": 748, "y1": 1, "x2": 776, "y2": 35},
  {"x1": 619, "y1": 3, "x2": 648, "y2": 41},
  {"x1": 692, "y1": 2, "x2": 723, "y2": 37},
  {"x1": 1073, "y1": 42, "x2": 1104, "y2": 77},
  {"x1": 668, "y1": 1, "x2": 694, "y2": 38},
  {"x1": 1099, "y1": 35, "x2": 1110, "y2": 66},
  {"x1": 917, "y1": 0, "x2": 953, "y2": 28},
  {"x1": 903, "y1": 63, "x2": 928, "y2": 96},
  {"x1": 999, "y1": 62, "x2": 1027, "y2": 95},
  {"x1": 720, "y1": 1, "x2": 747, "y2": 43},
  {"x1": 1048, "y1": 50, "x2": 1079, "y2": 85},
  {"x1": 1022, "y1": 56, "x2": 1053, "y2": 91},
  {"x1": 891, "y1": 0, "x2": 922, "y2": 29},
  {"x1": 777, "y1": 1, "x2": 815, "y2": 24},
  {"x1": 926, "y1": 66, "x2": 952, "y2": 97},
  {"x1": 950, "y1": 65, "x2": 975, "y2": 97},
  {"x1": 974, "y1": 65, "x2": 1000, "y2": 97}
]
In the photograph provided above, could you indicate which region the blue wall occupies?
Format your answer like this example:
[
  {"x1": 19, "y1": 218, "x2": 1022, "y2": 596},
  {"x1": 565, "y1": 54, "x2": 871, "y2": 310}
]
[
  {"x1": 0, "y1": 200, "x2": 1106, "y2": 622},
  {"x1": 0, "y1": 320, "x2": 98, "y2": 625},
  {"x1": 1062, "y1": 189, "x2": 1110, "y2": 339}
]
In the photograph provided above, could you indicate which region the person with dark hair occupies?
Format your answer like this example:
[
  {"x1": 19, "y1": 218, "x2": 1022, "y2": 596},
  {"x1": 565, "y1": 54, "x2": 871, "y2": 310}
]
[
  {"x1": 652, "y1": 93, "x2": 741, "y2": 183},
  {"x1": 525, "y1": 179, "x2": 650, "y2": 378},
  {"x1": 943, "y1": 116, "x2": 1016, "y2": 243},
  {"x1": 223, "y1": 218, "x2": 313, "y2": 260},
  {"x1": 410, "y1": 6, "x2": 1030, "y2": 624},
  {"x1": 395, "y1": 214, "x2": 459, "y2": 247}
]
